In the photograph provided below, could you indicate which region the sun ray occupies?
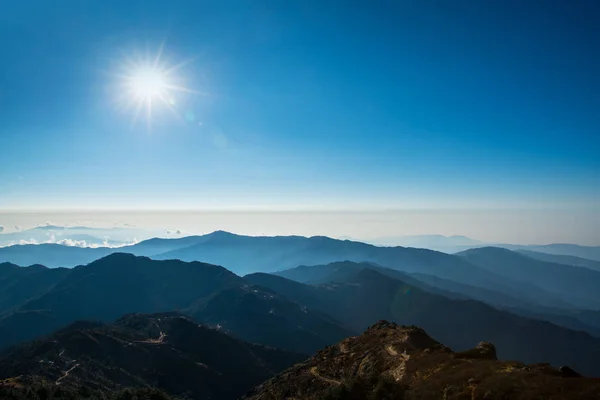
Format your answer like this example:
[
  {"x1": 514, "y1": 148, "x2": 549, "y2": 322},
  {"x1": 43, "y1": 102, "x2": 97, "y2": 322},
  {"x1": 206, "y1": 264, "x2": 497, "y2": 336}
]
[
  {"x1": 164, "y1": 54, "x2": 200, "y2": 75},
  {"x1": 131, "y1": 99, "x2": 145, "y2": 128},
  {"x1": 153, "y1": 40, "x2": 166, "y2": 69},
  {"x1": 162, "y1": 84, "x2": 205, "y2": 95},
  {"x1": 146, "y1": 98, "x2": 153, "y2": 131},
  {"x1": 113, "y1": 42, "x2": 198, "y2": 129},
  {"x1": 158, "y1": 92, "x2": 184, "y2": 122}
]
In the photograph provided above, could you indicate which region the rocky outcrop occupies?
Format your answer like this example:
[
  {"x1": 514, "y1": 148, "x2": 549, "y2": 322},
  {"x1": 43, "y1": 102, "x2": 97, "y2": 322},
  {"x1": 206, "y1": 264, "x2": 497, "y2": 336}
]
[
  {"x1": 244, "y1": 321, "x2": 600, "y2": 400},
  {"x1": 455, "y1": 341, "x2": 497, "y2": 360}
]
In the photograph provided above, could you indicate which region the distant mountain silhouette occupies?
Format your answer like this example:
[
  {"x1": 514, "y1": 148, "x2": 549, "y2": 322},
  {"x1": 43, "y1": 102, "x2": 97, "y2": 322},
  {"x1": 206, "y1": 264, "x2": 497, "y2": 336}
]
[
  {"x1": 270, "y1": 261, "x2": 600, "y2": 337},
  {"x1": 0, "y1": 254, "x2": 352, "y2": 354},
  {"x1": 457, "y1": 247, "x2": 600, "y2": 309},
  {"x1": 343, "y1": 236, "x2": 600, "y2": 261},
  {"x1": 153, "y1": 233, "x2": 586, "y2": 309},
  {"x1": 268, "y1": 261, "x2": 600, "y2": 337},
  {"x1": 516, "y1": 249, "x2": 600, "y2": 272},
  {"x1": 244, "y1": 321, "x2": 600, "y2": 400},
  {"x1": 408, "y1": 272, "x2": 537, "y2": 309},
  {"x1": 271, "y1": 261, "x2": 515, "y2": 306},
  {"x1": 408, "y1": 272, "x2": 600, "y2": 337},
  {"x1": 0, "y1": 313, "x2": 305, "y2": 400},
  {"x1": 3, "y1": 231, "x2": 599, "y2": 267},
  {"x1": 274, "y1": 261, "x2": 537, "y2": 308},
  {"x1": 366, "y1": 234, "x2": 485, "y2": 252},
  {"x1": 0, "y1": 225, "x2": 144, "y2": 248},
  {"x1": 246, "y1": 266, "x2": 600, "y2": 376},
  {"x1": 0, "y1": 244, "x2": 114, "y2": 268},
  {"x1": 498, "y1": 243, "x2": 600, "y2": 262},
  {"x1": 1, "y1": 233, "x2": 591, "y2": 311}
]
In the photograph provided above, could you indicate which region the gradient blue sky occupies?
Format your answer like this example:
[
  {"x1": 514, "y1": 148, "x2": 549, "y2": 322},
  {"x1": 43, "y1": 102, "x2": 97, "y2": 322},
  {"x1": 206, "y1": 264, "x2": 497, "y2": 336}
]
[{"x1": 1, "y1": 0, "x2": 598, "y2": 214}]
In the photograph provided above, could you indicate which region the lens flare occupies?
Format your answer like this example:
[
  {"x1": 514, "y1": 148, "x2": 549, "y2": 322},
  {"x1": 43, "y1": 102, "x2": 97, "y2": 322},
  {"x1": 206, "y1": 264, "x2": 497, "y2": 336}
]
[{"x1": 111, "y1": 42, "x2": 202, "y2": 129}]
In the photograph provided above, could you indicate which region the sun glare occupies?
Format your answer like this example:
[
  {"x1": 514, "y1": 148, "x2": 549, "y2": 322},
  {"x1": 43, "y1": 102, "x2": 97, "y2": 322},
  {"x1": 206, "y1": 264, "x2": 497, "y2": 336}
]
[
  {"x1": 129, "y1": 68, "x2": 167, "y2": 100},
  {"x1": 112, "y1": 42, "x2": 199, "y2": 128}
]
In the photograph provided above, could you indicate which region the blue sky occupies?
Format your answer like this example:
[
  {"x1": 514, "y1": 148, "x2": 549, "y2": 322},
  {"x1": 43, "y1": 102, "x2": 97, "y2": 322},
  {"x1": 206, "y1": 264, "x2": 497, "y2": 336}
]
[{"x1": 1, "y1": 0, "x2": 598, "y2": 213}]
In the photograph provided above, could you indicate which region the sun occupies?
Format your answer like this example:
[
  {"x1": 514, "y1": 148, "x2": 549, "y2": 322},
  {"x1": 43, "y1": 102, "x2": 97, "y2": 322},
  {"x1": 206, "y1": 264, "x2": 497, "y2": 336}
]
[
  {"x1": 128, "y1": 67, "x2": 168, "y2": 100},
  {"x1": 112, "y1": 42, "x2": 199, "y2": 128}
]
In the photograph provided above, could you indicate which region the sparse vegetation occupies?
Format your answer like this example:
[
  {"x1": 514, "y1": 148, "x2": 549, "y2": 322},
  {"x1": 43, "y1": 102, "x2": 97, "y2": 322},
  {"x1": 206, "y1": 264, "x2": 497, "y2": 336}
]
[
  {"x1": 0, "y1": 381, "x2": 175, "y2": 400},
  {"x1": 321, "y1": 374, "x2": 407, "y2": 400},
  {"x1": 0, "y1": 314, "x2": 304, "y2": 400},
  {"x1": 245, "y1": 321, "x2": 600, "y2": 400}
]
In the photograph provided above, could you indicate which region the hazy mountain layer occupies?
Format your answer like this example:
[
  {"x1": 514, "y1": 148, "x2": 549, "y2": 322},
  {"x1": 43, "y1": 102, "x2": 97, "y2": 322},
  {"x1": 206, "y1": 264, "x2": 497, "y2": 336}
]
[
  {"x1": 516, "y1": 249, "x2": 600, "y2": 272},
  {"x1": 457, "y1": 247, "x2": 600, "y2": 308},
  {"x1": 247, "y1": 266, "x2": 600, "y2": 376},
  {"x1": 272, "y1": 261, "x2": 600, "y2": 336}
]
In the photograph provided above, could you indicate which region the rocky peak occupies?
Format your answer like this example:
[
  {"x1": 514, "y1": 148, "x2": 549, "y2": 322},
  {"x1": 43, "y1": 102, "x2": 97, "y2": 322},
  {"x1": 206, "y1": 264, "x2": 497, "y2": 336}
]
[{"x1": 245, "y1": 321, "x2": 600, "y2": 400}]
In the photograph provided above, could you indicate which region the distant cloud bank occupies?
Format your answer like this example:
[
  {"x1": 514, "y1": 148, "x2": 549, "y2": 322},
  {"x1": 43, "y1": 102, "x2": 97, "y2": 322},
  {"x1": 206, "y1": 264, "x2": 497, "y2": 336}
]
[{"x1": 2, "y1": 236, "x2": 139, "y2": 249}]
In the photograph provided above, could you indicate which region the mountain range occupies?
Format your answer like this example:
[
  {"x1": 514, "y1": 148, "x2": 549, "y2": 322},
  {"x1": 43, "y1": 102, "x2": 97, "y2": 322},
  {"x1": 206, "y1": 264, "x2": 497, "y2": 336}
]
[
  {"x1": 0, "y1": 225, "x2": 153, "y2": 248},
  {"x1": 515, "y1": 249, "x2": 600, "y2": 272},
  {"x1": 3, "y1": 232, "x2": 600, "y2": 312},
  {"x1": 2, "y1": 232, "x2": 600, "y2": 398},
  {"x1": 247, "y1": 264, "x2": 600, "y2": 376},
  {"x1": 456, "y1": 247, "x2": 600, "y2": 309},
  {"x1": 0, "y1": 253, "x2": 353, "y2": 355},
  {"x1": 351, "y1": 234, "x2": 600, "y2": 260},
  {"x1": 1, "y1": 253, "x2": 600, "y2": 375},
  {"x1": 2, "y1": 230, "x2": 600, "y2": 266},
  {"x1": 0, "y1": 313, "x2": 304, "y2": 400},
  {"x1": 271, "y1": 261, "x2": 600, "y2": 336}
]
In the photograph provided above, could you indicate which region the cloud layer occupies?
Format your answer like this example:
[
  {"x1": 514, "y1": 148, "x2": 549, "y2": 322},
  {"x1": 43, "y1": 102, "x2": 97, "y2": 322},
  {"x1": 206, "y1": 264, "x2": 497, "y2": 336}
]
[{"x1": 4, "y1": 235, "x2": 139, "y2": 249}]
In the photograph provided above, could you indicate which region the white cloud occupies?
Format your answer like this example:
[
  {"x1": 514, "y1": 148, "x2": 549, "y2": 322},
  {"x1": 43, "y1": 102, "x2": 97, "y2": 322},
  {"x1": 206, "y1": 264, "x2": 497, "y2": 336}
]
[
  {"x1": 17, "y1": 239, "x2": 38, "y2": 245},
  {"x1": 2, "y1": 236, "x2": 140, "y2": 249},
  {"x1": 56, "y1": 238, "x2": 89, "y2": 247},
  {"x1": 36, "y1": 221, "x2": 56, "y2": 228}
]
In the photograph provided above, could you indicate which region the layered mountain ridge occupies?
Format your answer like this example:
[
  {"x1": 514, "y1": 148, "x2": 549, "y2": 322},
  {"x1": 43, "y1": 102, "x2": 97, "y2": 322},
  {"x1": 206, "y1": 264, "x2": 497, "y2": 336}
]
[
  {"x1": 0, "y1": 243, "x2": 600, "y2": 398},
  {"x1": 247, "y1": 264, "x2": 600, "y2": 376},
  {"x1": 0, "y1": 253, "x2": 354, "y2": 355}
]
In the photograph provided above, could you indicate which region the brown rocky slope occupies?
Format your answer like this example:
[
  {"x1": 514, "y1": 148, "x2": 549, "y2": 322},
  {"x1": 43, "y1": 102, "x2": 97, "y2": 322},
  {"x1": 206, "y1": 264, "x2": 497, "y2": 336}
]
[{"x1": 244, "y1": 321, "x2": 600, "y2": 400}]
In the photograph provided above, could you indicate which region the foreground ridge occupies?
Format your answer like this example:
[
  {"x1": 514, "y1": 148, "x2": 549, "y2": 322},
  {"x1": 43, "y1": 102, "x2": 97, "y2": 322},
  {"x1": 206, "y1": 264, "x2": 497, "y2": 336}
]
[
  {"x1": 244, "y1": 320, "x2": 600, "y2": 400},
  {"x1": 0, "y1": 313, "x2": 305, "y2": 400}
]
